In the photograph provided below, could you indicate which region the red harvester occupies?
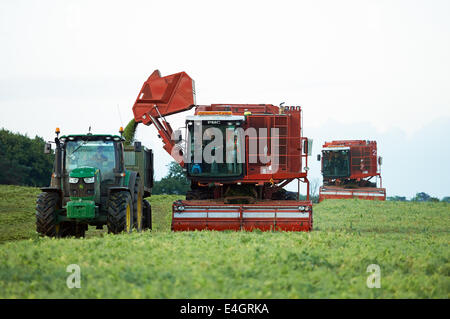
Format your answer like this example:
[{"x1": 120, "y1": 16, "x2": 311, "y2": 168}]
[
  {"x1": 317, "y1": 140, "x2": 386, "y2": 202},
  {"x1": 132, "y1": 70, "x2": 314, "y2": 231}
]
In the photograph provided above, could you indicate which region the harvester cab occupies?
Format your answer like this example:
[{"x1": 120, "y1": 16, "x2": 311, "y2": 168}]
[
  {"x1": 184, "y1": 114, "x2": 245, "y2": 180},
  {"x1": 132, "y1": 70, "x2": 314, "y2": 232},
  {"x1": 36, "y1": 129, "x2": 154, "y2": 237},
  {"x1": 317, "y1": 140, "x2": 386, "y2": 201},
  {"x1": 320, "y1": 147, "x2": 351, "y2": 179}
]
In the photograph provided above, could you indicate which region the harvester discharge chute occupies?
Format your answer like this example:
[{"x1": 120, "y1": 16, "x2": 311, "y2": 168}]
[{"x1": 133, "y1": 70, "x2": 313, "y2": 231}]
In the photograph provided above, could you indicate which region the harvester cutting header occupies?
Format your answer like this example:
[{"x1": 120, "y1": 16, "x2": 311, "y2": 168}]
[{"x1": 132, "y1": 70, "x2": 314, "y2": 231}]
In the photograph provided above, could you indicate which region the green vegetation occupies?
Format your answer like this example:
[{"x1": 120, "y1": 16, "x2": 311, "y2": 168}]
[
  {"x1": 0, "y1": 185, "x2": 448, "y2": 298},
  {"x1": 152, "y1": 161, "x2": 190, "y2": 195},
  {"x1": 0, "y1": 185, "x2": 41, "y2": 243},
  {"x1": 123, "y1": 119, "x2": 138, "y2": 146},
  {"x1": 0, "y1": 129, "x2": 54, "y2": 187}
]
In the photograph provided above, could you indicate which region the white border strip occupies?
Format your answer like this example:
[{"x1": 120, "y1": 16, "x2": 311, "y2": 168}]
[
  {"x1": 208, "y1": 212, "x2": 240, "y2": 218},
  {"x1": 243, "y1": 212, "x2": 275, "y2": 218},
  {"x1": 174, "y1": 212, "x2": 207, "y2": 218},
  {"x1": 321, "y1": 191, "x2": 385, "y2": 197},
  {"x1": 175, "y1": 212, "x2": 310, "y2": 219},
  {"x1": 277, "y1": 212, "x2": 309, "y2": 218}
]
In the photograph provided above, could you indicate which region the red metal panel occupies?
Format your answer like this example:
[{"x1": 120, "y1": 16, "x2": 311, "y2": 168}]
[{"x1": 242, "y1": 106, "x2": 306, "y2": 183}]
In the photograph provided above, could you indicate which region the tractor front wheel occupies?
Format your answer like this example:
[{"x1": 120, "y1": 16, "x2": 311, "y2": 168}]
[
  {"x1": 36, "y1": 192, "x2": 60, "y2": 237},
  {"x1": 107, "y1": 191, "x2": 133, "y2": 234}
]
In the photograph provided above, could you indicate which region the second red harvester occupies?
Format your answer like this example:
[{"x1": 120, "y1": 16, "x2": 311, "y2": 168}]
[{"x1": 317, "y1": 140, "x2": 386, "y2": 201}]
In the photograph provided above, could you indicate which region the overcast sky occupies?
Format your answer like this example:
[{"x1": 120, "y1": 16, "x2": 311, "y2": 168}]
[{"x1": 1, "y1": 0, "x2": 449, "y2": 198}]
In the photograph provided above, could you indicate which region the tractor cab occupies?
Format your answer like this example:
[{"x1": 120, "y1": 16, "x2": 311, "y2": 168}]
[
  {"x1": 61, "y1": 134, "x2": 124, "y2": 196},
  {"x1": 185, "y1": 115, "x2": 245, "y2": 181},
  {"x1": 321, "y1": 147, "x2": 350, "y2": 179}
]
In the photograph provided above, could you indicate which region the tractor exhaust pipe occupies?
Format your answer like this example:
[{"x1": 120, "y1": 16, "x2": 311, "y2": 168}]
[
  {"x1": 54, "y1": 137, "x2": 62, "y2": 178},
  {"x1": 54, "y1": 127, "x2": 62, "y2": 183}
]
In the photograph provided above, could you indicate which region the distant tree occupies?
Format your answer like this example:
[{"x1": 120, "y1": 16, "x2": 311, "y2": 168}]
[
  {"x1": 309, "y1": 178, "x2": 320, "y2": 203},
  {"x1": 442, "y1": 197, "x2": 450, "y2": 203},
  {"x1": 152, "y1": 161, "x2": 190, "y2": 195},
  {"x1": 0, "y1": 129, "x2": 54, "y2": 187},
  {"x1": 412, "y1": 192, "x2": 431, "y2": 202},
  {"x1": 429, "y1": 197, "x2": 440, "y2": 202}
]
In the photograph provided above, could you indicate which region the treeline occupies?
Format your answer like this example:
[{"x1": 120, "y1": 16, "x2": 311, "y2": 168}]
[
  {"x1": 152, "y1": 161, "x2": 190, "y2": 195},
  {"x1": 388, "y1": 192, "x2": 450, "y2": 203},
  {"x1": 0, "y1": 128, "x2": 54, "y2": 187}
]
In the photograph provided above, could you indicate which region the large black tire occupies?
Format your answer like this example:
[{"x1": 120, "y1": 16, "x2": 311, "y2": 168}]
[
  {"x1": 36, "y1": 192, "x2": 75, "y2": 238},
  {"x1": 285, "y1": 191, "x2": 298, "y2": 200},
  {"x1": 142, "y1": 199, "x2": 152, "y2": 231},
  {"x1": 107, "y1": 191, "x2": 133, "y2": 234},
  {"x1": 36, "y1": 192, "x2": 60, "y2": 237},
  {"x1": 186, "y1": 188, "x2": 213, "y2": 200},
  {"x1": 271, "y1": 188, "x2": 298, "y2": 200},
  {"x1": 132, "y1": 175, "x2": 143, "y2": 232}
]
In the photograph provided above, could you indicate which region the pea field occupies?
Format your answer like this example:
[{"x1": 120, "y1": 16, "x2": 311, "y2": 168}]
[{"x1": 0, "y1": 185, "x2": 448, "y2": 298}]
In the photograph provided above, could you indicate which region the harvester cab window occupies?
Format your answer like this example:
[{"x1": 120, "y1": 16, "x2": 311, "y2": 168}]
[
  {"x1": 187, "y1": 122, "x2": 244, "y2": 179},
  {"x1": 322, "y1": 149, "x2": 350, "y2": 178},
  {"x1": 65, "y1": 139, "x2": 117, "y2": 183}
]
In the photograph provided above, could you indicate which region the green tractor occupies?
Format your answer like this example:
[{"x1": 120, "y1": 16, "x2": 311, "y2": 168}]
[{"x1": 36, "y1": 128, "x2": 153, "y2": 237}]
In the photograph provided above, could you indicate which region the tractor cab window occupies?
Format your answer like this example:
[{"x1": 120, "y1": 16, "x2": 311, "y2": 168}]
[
  {"x1": 322, "y1": 149, "x2": 350, "y2": 178},
  {"x1": 186, "y1": 121, "x2": 244, "y2": 179},
  {"x1": 65, "y1": 139, "x2": 117, "y2": 183}
]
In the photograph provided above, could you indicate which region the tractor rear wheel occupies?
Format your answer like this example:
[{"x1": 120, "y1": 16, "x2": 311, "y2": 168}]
[
  {"x1": 133, "y1": 176, "x2": 143, "y2": 232},
  {"x1": 142, "y1": 199, "x2": 152, "y2": 231},
  {"x1": 107, "y1": 191, "x2": 133, "y2": 234}
]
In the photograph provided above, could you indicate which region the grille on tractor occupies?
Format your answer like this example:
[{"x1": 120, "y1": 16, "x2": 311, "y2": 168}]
[{"x1": 69, "y1": 179, "x2": 95, "y2": 197}]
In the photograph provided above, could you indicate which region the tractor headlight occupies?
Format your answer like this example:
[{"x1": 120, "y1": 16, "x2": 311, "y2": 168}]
[
  {"x1": 69, "y1": 177, "x2": 79, "y2": 184},
  {"x1": 177, "y1": 206, "x2": 185, "y2": 211},
  {"x1": 298, "y1": 206, "x2": 305, "y2": 211},
  {"x1": 83, "y1": 177, "x2": 95, "y2": 184}
]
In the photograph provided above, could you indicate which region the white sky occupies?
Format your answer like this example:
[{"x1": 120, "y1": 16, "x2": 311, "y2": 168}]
[{"x1": 1, "y1": 0, "x2": 449, "y2": 198}]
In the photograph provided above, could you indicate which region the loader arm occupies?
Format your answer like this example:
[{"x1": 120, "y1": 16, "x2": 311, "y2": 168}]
[{"x1": 132, "y1": 70, "x2": 196, "y2": 166}]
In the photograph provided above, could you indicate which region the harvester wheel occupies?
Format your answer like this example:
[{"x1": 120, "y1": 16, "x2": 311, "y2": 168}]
[
  {"x1": 142, "y1": 199, "x2": 152, "y2": 231},
  {"x1": 107, "y1": 191, "x2": 133, "y2": 234},
  {"x1": 186, "y1": 188, "x2": 213, "y2": 200},
  {"x1": 133, "y1": 176, "x2": 143, "y2": 232},
  {"x1": 36, "y1": 192, "x2": 60, "y2": 237},
  {"x1": 284, "y1": 191, "x2": 298, "y2": 200}
]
